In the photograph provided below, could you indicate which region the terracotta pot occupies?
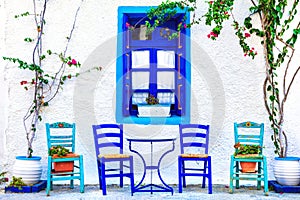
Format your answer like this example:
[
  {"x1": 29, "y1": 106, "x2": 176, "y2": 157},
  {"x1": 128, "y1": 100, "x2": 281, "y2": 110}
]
[
  {"x1": 240, "y1": 162, "x2": 257, "y2": 173},
  {"x1": 52, "y1": 153, "x2": 78, "y2": 172}
]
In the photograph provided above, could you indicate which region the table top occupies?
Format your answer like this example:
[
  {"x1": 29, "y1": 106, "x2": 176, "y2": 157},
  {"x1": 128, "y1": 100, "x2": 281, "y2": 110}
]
[{"x1": 126, "y1": 137, "x2": 176, "y2": 142}]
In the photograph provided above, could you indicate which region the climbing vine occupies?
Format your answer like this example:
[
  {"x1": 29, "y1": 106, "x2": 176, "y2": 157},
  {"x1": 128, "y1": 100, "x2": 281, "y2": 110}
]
[
  {"x1": 147, "y1": 0, "x2": 300, "y2": 157},
  {"x1": 3, "y1": 0, "x2": 101, "y2": 157}
]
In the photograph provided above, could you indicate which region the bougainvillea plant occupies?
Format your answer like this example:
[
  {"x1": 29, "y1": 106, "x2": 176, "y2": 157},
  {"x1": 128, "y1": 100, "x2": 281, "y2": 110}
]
[
  {"x1": 3, "y1": 0, "x2": 101, "y2": 158},
  {"x1": 146, "y1": 0, "x2": 300, "y2": 157}
]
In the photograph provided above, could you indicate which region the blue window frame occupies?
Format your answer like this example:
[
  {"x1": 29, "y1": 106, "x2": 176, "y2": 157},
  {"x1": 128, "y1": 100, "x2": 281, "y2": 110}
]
[{"x1": 116, "y1": 6, "x2": 191, "y2": 124}]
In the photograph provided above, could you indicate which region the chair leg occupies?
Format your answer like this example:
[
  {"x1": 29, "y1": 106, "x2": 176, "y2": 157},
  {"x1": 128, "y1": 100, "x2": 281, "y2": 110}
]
[
  {"x1": 46, "y1": 156, "x2": 52, "y2": 196},
  {"x1": 70, "y1": 175, "x2": 74, "y2": 189},
  {"x1": 80, "y1": 155, "x2": 85, "y2": 193},
  {"x1": 235, "y1": 161, "x2": 240, "y2": 189},
  {"x1": 257, "y1": 162, "x2": 262, "y2": 190},
  {"x1": 120, "y1": 160, "x2": 124, "y2": 188},
  {"x1": 202, "y1": 160, "x2": 207, "y2": 188},
  {"x1": 182, "y1": 160, "x2": 186, "y2": 188},
  {"x1": 97, "y1": 161, "x2": 102, "y2": 190},
  {"x1": 178, "y1": 157, "x2": 183, "y2": 193},
  {"x1": 263, "y1": 157, "x2": 269, "y2": 196},
  {"x1": 129, "y1": 156, "x2": 134, "y2": 196},
  {"x1": 101, "y1": 161, "x2": 107, "y2": 195},
  {"x1": 229, "y1": 156, "x2": 234, "y2": 194},
  {"x1": 207, "y1": 157, "x2": 212, "y2": 194}
]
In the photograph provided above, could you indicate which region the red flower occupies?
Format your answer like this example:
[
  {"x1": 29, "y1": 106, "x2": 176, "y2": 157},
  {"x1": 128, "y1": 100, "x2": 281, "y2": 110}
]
[
  {"x1": 184, "y1": 24, "x2": 187, "y2": 29},
  {"x1": 68, "y1": 75, "x2": 72, "y2": 79},
  {"x1": 224, "y1": 11, "x2": 228, "y2": 15},
  {"x1": 125, "y1": 22, "x2": 130, "y2": 28},
  {"x1": 20, "y1": 81, "x2": 28, "y2": 85},
  {"x1": 209, "y1": 1, "x2": 214, "y2": 4},
  {"x1": 58, "y1": 123, "x2": 64, "y2": 128},
  {"x1": 245, "y1": 33, "x2": 251, "y2": 38},
  {"x1": 207, "y1": 34, "x2": 211, "y2": 38}
]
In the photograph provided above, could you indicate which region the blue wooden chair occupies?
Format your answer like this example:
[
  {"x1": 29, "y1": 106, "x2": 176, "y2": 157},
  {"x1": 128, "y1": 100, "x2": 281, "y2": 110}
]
[
  {"x1": 92, "y1": 124, "x2": 134, "y2": 195},
  {"x1": 46, "y1": 122, "x2": 84, "y2": 196},
  {"x1": 229, "y1": 122, "x2": 268, "y2": 195},
  {"x1": 178, "y1": 124, "x2": 212, "y2": 194}
]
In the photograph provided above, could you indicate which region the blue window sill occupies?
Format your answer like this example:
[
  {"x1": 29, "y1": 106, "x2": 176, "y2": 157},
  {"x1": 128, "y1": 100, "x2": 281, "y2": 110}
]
[{"x1": 120, "y1": 115, "x2": 189, "y2": 125}]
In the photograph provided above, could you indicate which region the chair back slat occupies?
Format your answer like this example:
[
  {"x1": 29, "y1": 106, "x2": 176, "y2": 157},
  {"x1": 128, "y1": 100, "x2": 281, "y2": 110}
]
[
  {"x1": 92, "y1": 124, "x2": 123, "y2": 156},
  {"x1": 46, "y1": 122, "x2": 76, "y2": 153},
  {"x1": 179, "y1": 124, "x2": 210, "y2": 155},
  {"x1": 234, "y1": 121, "x2": 264, "y2": 154}
]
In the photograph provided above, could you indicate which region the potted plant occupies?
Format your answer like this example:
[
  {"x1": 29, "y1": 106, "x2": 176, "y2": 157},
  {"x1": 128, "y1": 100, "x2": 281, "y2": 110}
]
[
  {"x1": 137, "y1": 94, "x2": 171, "y2": 117},
  {"x1": 49, "y1": 145, "x2": 77, "y2": 172},
  {"x1": 148, "y1": 0, "x2": 300, "y2": 186},
  {"x1": 234, "y1": 142, "x2": 262, "y2": 173}
]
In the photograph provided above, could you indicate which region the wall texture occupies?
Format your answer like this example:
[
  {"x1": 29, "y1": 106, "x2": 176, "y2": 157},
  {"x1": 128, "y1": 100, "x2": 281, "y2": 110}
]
[{"x1": 1, "y1": 0, "x2": 300, "y2": 185}]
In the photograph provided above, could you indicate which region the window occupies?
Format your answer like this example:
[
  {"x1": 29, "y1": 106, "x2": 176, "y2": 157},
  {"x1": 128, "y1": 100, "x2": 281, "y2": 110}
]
[{"x1": 116, "y1": 6, "x2": 191, "y2": 124}]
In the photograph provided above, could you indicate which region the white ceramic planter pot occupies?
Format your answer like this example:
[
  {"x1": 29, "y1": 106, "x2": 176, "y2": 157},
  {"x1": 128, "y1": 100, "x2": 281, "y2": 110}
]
[
  {"x1": 13, "y1": 156, "x2": 42, "y2": 185},
  {"x1": 137, "y1": 104, "x2": 171, "y2": 117},
  {"x1": 273, "y1": 157, "x2": 300, "y2": 186}
]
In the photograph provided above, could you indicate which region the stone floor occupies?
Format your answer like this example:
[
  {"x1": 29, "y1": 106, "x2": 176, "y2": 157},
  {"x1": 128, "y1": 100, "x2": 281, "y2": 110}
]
[{"x1": 1, "y1": 183, "x2": 300, "y2": 200}]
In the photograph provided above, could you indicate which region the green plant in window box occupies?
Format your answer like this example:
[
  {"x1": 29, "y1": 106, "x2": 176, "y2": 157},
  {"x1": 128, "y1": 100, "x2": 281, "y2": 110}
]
[{"x1": 146, "y1": 94, "x2": 159, "y2": 105}]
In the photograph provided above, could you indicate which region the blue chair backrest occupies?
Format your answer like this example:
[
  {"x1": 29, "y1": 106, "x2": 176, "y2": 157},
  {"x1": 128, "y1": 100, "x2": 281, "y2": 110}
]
[
  {"x1": 179, "y1": 124, "x2": 210, "y2": 154},
  {"x1": 46, "y1": 122, "x2": 76, "y2": 153},
  {"x1": 234, "y1": 122, "x2": 264, "y2": 154},
  {"x1": 92, "y1": 124, "x2": 124, "y2": 156}
]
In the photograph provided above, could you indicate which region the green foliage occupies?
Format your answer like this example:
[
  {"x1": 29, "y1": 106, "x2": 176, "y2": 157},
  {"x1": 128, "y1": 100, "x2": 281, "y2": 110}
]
[
  {"x1": 0, "y1": 171, "x2": 8, "y2": 185},
  {"x1": 234, "y1": 143, "x2": 262, "y2": 156},
  {"x1": 146, "y1": 94, "x2": 159, "y2": 105},
  {"x1": 150, "y1": 0, "x2": 300, "y2": 158},
  {"x1": 9, "y1": 176, "x2": 27, "y2": 189},
  {"x1": 49, "y1": 145, "x2": 70, "y2": 157}
]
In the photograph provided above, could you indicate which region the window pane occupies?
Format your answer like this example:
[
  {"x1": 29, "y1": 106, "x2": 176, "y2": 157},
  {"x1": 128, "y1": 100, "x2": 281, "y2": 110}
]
[
  {"x1": 157, "y1": 71, "x2": 174, "y2": 89},
  {"x1": 132, "y1": 50, "x2": 150, "y2": 68},
  {"x1": 157, "y1": 50, "x2": 175, "y2": 68},
  {"x1": 132, "y1": 72, "x2": 149, "y2": 89},
  {"x1": 157, "y1": 92, "x2": 175, "y2": 104},
  {"x1": 132, "y1": 25, "x2": 152, "y2": 40},
  {"x1": 132, "y1": 92, "x2": 148, "y2": 104}
]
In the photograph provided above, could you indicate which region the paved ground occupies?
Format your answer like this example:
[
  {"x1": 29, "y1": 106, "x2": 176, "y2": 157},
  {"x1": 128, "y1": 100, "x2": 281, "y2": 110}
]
[{"x1": 1, "y1": 184, "x2": 299, "y2": 200}]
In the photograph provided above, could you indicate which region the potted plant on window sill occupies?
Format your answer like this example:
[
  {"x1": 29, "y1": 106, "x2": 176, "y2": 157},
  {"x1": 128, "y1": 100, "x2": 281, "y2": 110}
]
[
  {"x1": 234, "y1": 142, "x2": 262, "y2": 173},
  {"x1": 49, "y1": 145, "x2": 78, "y2": 172},
  {"x1": 137, "y1": 94, "x2": 171, "y2": 117}
]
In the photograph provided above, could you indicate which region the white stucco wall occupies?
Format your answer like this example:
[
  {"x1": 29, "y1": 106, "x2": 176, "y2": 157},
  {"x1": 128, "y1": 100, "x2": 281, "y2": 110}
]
[{"x1": 1, "y1": 0, "x2": 300, "y2": 186}]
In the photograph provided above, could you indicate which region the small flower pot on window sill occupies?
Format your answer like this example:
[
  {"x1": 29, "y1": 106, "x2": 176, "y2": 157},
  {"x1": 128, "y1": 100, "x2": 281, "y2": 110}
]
[{"x1": 137, "y1": 104, "x2": 171, "y2": 117}]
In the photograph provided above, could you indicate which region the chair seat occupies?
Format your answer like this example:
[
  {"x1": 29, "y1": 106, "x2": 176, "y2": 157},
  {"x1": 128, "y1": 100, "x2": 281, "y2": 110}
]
[
  {"x1": 234, "y1": 154, "x2": 263, "y2": 159},
  {"x1": 98, "y1": 153, "x2": 131, "y2": 159},
  {"x1": 180, "y1": 153, "x2": 208, "y2": 158}
]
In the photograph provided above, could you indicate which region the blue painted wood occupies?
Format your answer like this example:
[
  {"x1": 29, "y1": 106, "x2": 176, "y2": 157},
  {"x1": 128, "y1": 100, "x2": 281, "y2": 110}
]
[
  {"x1": 178, "y1": 124, "x2": 212, "y2": 194},
  {"x1": 5, "y1": 180, "x2": 46, "y2": 193},
  {"x1": 92, "y1": 124, "x2": 134, "y2": 196},
  {"x1": 45, "y1": 122, "x2": 84, "y2": 196},
  {"x1": 229, "y1": 122, "x2": 268, "y2": 195},
  {"x1": 116, "y1": 6, "x2": 191, "y2": 124}
]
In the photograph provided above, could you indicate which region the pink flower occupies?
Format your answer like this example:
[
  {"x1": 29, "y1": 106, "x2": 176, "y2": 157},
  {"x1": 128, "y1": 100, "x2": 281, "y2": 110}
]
[
  {"x1": 207, "y1": 34, "x2": 211, "y2": 38},
  {"x1": 68, "y1": 59, "x2": 77, "y2": 65},
  {"x1": 184, "y1": 24, "x2": 187, "y2": 29},
  {"x1": 245, "y1": 33, "x2": 251, "y2": 38},
  {"x1": 224, "y1": 11, "x2": 228, "y2": 15},
  {"x1": 20, "y1": 81, "x2": 28, "y2": 85},
  {"x1": 125, "y1": 22, "x2": 130, "y2": 28}
]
